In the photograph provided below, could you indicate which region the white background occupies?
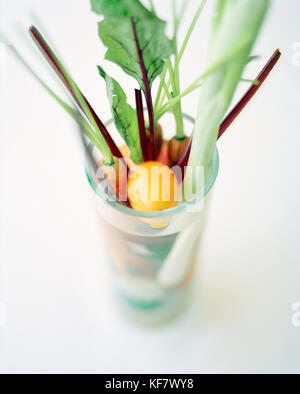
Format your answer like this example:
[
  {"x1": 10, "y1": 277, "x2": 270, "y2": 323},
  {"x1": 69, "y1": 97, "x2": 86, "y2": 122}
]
[{"x1": 0, "y1": 0, "x2": 300, "y2": 373}]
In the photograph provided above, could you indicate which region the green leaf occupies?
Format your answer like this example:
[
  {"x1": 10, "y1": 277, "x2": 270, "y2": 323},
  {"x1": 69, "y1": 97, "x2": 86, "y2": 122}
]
[
  {"x1": 92, "y1": 0, "x2": 173, "y2": 90},
  {"x1": 98, "y1": 66, "x2": 143, "y2": 164},
  {"x1": 91, "y1": 0, "x2": 154, "y2": 19}
]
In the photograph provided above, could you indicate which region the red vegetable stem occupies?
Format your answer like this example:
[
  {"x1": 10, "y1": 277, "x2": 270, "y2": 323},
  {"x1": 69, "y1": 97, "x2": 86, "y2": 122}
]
[
  {"x1": 29, "y1": 25, "x2": 122, "y2": 159},
  {"x1": 176, "y1": 49, "x2": 281, "y2": 171},
  {"x1": 135, "y1": 89, "x2": 148, "y2": 162},
  {"x1": 218, "y1": 49, "x2": 281, "y2": 139},
  {"x1": 131, "y1": 19, "x2": 156, "y2": 160}
]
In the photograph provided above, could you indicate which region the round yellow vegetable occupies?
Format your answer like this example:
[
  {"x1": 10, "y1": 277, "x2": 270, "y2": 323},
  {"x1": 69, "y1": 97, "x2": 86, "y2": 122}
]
[{"x1": 127, "y1": 161, "x2": 179, "y2": 212}]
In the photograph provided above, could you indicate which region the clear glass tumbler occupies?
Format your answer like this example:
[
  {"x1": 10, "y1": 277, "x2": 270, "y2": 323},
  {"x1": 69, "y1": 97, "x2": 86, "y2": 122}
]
[{"x1": 84, "y1": 121, "x2": 219, "y2": 324}]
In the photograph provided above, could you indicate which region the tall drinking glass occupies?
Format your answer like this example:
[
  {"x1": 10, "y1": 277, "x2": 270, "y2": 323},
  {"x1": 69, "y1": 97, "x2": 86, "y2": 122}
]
[{"x1": 84, "y1": 118, "x2": 219, "y2": 324}]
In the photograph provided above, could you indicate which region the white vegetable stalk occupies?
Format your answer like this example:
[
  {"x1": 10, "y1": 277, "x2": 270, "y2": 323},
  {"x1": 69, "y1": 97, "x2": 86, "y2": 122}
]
[{"x1": 185, "y1": 0, "x2": 270, "y2": 192}]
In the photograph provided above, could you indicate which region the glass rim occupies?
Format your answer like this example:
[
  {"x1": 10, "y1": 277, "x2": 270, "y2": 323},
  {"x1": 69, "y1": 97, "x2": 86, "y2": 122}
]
[{"x1": 84, "y1": 115, "x2": 219, "y2": 219}]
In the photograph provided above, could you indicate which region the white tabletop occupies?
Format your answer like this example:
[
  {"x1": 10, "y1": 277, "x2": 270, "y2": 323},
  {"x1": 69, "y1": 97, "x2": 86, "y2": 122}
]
[{"x1": 0, "y1": 0, "x2": 300, "y2": 374}]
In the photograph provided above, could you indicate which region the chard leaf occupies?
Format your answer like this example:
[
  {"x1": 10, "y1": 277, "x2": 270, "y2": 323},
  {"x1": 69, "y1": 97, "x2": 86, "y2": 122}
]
[
  {"x1": 98, "y1": 66, "x2": 143, "y2": 164},
  {"x1": 91, "y1": 0, "x2": 154, "y2": 19},
  {"x1": 92, "y1": 0, "x2": 173, "y2": 90}
]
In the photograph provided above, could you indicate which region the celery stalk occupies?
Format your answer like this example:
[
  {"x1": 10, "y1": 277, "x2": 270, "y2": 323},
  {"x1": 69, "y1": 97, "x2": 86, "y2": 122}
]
[{"x1": 185, "y1": 0, "x2": 270, "y2": 192}]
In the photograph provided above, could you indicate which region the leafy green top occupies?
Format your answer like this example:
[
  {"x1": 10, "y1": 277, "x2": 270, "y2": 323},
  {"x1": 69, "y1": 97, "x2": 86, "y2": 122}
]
[
  {"x1": 91, "y1": 0, "x2": 173, "y2": 90},
  {"x1": 91, "y1": 0, "x2": 154, "y2": 19},
  {"x1": 98, "y1": 66, "x2": 143, "y2": 164}
]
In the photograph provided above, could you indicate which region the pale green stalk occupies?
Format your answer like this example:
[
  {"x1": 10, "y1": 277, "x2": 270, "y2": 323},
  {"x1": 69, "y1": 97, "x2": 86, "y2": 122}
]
[
  {"x1": 29, "y1": 12, "x2": 62, "y2": 58},
  {"x1": 62, "y1": 66, "x2": 114, "y2": 165},
  {"x1": 184, "y1": 0, "x2": 270, "y2": 193},
  {"x1": 162, "y1": 76, "x2": 173, "y2": 101},
  {"x1": 240, "y1": 78, "x2": 259, "y2": 85},
  {"x1": 166, "y1": 55, "x2": 185, "y2": 138},
  {"x1": 157, "y1": 75, "x2": 256, "y2": 120},
  {"x1": 166, "y1": 58, "x2": 176, "y2": 94},
  {"x1": 169, "y1": 1, "x2": 185, "y2": 139},
  {"x1": 156, "y1": 34, "x2": 257, "y2": 119},
  {"x1": 32, "y1": 30, "x2": 114, "y2": 165},
  {"x1": 175, "y1": 0, "x2": 207, "y2": 66},
  {"x1": 156, "y1": 77, "x2": 173, "y2": 111},
  {"x1": 154, "y1": 0, "x2": 207, "y2": 136},
  {"x1": 14, "y1": 15, "x2": 68, "y2": 97},
  {"x1": 154, "y1": 63, "x2": 168, "y2": 113},
  {"x1": 0, "y1": 35, "x2": 104, "y2": 153},
  {"x1": 156, "y1": 82, "x2": 202, "y2": 120},
  {"x1": 157, "y1": 84, "x2": 169, "y2": 110}
]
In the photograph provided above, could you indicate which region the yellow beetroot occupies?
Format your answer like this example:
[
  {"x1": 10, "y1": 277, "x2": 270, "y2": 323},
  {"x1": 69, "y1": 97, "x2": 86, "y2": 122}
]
[{"x1": 127, "y1": 161, "x2": 179, "y2": 212}]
